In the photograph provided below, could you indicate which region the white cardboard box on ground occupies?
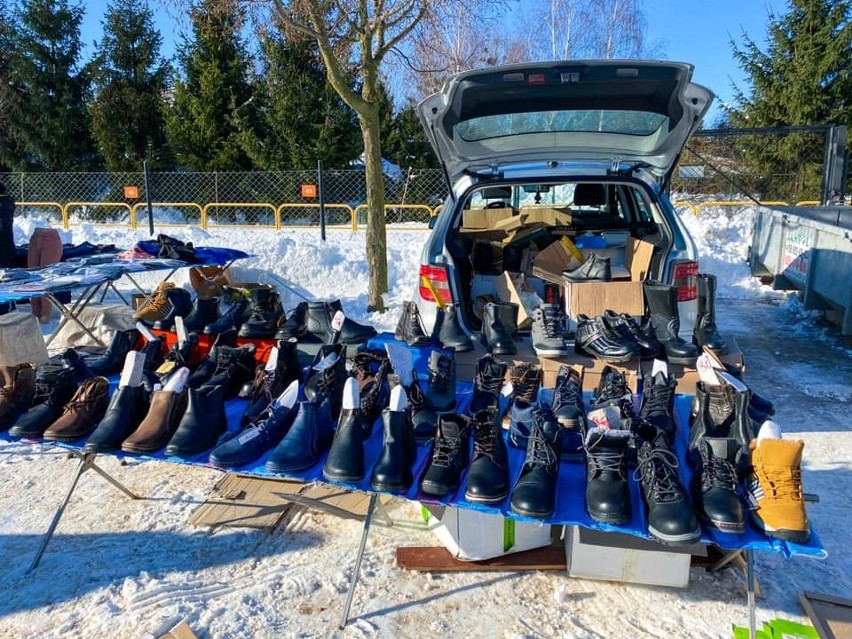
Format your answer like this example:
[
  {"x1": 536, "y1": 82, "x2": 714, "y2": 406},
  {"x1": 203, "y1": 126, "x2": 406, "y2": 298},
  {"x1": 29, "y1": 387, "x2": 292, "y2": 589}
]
[
  {"x1": 564, "y1": 526, "x2": 696, "y2": 588},
  {"x1": 421, "y1": 504, "x2": 552, "y2": 561}
]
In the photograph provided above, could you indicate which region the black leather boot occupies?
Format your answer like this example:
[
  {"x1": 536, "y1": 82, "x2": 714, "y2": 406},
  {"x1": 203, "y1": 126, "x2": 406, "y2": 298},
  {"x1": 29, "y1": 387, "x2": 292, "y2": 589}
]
[
  {"x1": 203, "y1": 287, "x2": 250, "y2": 334},
  {"x1": 591, "y1": 365, "x2": 635, "y2": 420},
  {"x1": 275, "y1": 301, "x2": 310, "y2": 341},
  {"x1": 199, "y1": 344, "x2": 257, "y2": 399},
  {"x1": 694, "y1": 273, "x2": 728, "y2": 354},
  {"x1": 643, "y1": 281, "x2": 699, "y2": 365},
  {"x1": 240, "y1": 338, "x2": 302, "y2": 427},
  {"x1": 182, "y1": 297, "x2": 221, "y2": 333},
  {"x1": 634, "y1": 421, "x2": 701, "y2": 545},
  {"x1": 158, "y1": 333, "x2": 200, "y2": 384},
  {"x1": 140, "y1": 338, "x2": 167, "y2": 392},
  {"x1": 83, "y1": 384, "x2": 149, "y2": 453},
  {"x1": 412, "y1": 350, "x2": 456, "y2": 440},
  {"x1": 584, "y1": 426, "x2": 631, "y2": 524},
  {"x1": 464, "y1": 409, "x2": 509, "y2": 504},
  {"x1": 639, "y1": 371, "x2": 677, "y2": 444},
  {"x1": 507, "y1": 363, "x2": 543, "y2": 448},
  {"x1": 419, "y1": 414, "x2": 471, "y2": 496},
  {"x1": 370, "y1": 405, "x2": 417, "y2": 492},
  {"x1": 327, "y1": 299, "x2": 377, "y2": 343},
  {"x1": 717, "y1": 362, "x2": 775, "y2": 416},
  {"x1": 266, "y1": 396, "x2": 335, "y2": 473},
  {"x1": 238, "y1": 286, "x2": 285, "y2": 338},
  {"x1": 481, "y1": 301, "x2": 518, "y2": 355},
  {"x1": 469, "y1": 354, "x2": 507, "y2": 415},
  {"x1": 551, "y1": 365, "x2": 586, "y2": 461},
  {"x1": 88, "y1": 329, "x2": 141, "y2": 375},
  {"x1": 323, "y1": 378, "x2": 369, "y2": 483},
  {"x1": 152, "y1": 287, "x2": 193, "y2": 330},
  {"x1": 165, "y1": 384, "x2": 228, "y2": 457},
  {"x1": 186, "y1": 329, "x2": 238, "y2": 388},
  {"x1": 575, "y1": 314, "x2": 640, "y2": 362},
  {"x1": 395, "y1": 301, "x2": 430, "y2": 347},
  {"x1": 304, "y1": 343, "x2": 348, "y2": 420},
  {"x1": 434, "y1": 305, "x2": 473, "y2": 352},
  {"x1": 351, "y1": 349, "x2": 390, "y2": 427},
  {"x1": 510, "y1": 406, "x2": 561, "y2": 519},
  {"x1": 690, "y1": 436, "x2": 745, "y2": 533},
  {"x1": 62, "y1": 348, "x2": 95, "y2": 384},
  {"x1": 305, "y1": 301, "x2": 336, "y2": 342},
  {"x1": 602, "y1": 310, "x2": 660, "y2": 358},
  {"x1": 9, "y1": 367, "x2": 77, "y2": 439}
]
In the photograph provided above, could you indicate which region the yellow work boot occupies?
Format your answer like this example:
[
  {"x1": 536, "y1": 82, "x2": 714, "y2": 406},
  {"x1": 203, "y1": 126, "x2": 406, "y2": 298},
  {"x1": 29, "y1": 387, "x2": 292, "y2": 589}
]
[
  {"x1": 132, "y1": 282, "x2": 175, "y2": 322},
  {"x1": 747, "y1": 438, "x2": 810, "y2": 543}
]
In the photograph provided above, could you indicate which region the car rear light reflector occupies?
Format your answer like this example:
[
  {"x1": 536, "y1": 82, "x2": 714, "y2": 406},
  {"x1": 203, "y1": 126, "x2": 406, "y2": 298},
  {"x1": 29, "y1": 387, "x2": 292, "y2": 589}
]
[
  {"x1": 671, "y1": 260, "x2": 699, "y2": 302},
  {"x1": 419, "y1": 264, "x2": 452, "y2": 304}
]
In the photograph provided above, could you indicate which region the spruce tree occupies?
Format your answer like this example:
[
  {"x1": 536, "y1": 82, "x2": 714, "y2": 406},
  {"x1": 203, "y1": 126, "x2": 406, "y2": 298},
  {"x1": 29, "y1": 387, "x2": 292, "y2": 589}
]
[
  {"x1": 6, "y1": 0, "x2": 95, "y2": 170},
  {"x1": 88, "y1": 0, "x2": 172, "y2": 171},
  {"x1": 383, "y1": 103, "x2": 437, "y2": 171},
  {"x1": 165, "y1": 0, "x2": 258, "y2": 170}
]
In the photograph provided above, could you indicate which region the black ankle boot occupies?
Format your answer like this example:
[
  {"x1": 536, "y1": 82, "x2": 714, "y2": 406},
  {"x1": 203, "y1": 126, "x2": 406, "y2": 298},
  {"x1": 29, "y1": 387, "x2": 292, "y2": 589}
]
[
  {"x1": 9, "y1": 367, "x2": 77, "y2": 439},
  {"x1": 304, "y1": 343, "x2": 348, "y2": 420},
  {"x1": 152, "y1": 287, "x2": 193, "y2": 330},
  {"x1": 575, "y1": 314, "x2": 640, "y2": 362},
  {"x1": 469, "y1": 354, "x2": 507, "y2": 415},
  {"x1": 83, "y1": 384, "x2": 149, "y2": 453},
  {"x1": 88, "y1": 329, "x2": 141, "y2": 375},
  {"x1": 186, "y1": 329, "x2": 238, "y2": 388},
  {"x1": 204, "y1": 287, "x2": 250, "y2": 334},
  {"x1": 584, "y1": 426, "x2": 631, "y2": 524},
  {"x1": 323, "y1": 378, "x2": 369, "y2": 483},
  {"x1": 62, "y1": 348, "x2": 95, "y2": 384},
  {"x1": 412, "y1": 350, "x2": 456, "y2": 440},
  {"x1": 238, "y1": 286, "x2": 285, "y2": 338},
  {"x1": 434, "y1": 305, "x2": 473, "y2": 352},
  {"x1": 182, "y1": 297, "x2": 221, "y2": 333},
  {"x1": 395, "y1": 301, "x2": 430, "y2": 347},
  {"x1": 241, "y1": 339, "x2": 302, "y2": 427},
  {"x1": 639, "y1": 371, "x2": 677, "y2": 444},
  {"x1": 275, "y1": 301, "x2": 309, "y2": 340},
  {"x1": 351, "y1": 349, "x2": 391, "y2": 427},
  {"x1": 643, "y1": 281, "x2": 699, "y2": 365},
  {"x1": 420, "y1": 414, "x2": 471, "y2": 496},
  {"x1": 481, "y1": 301, "x2": 518, "y2": 355},
  {"x1": 551, "y1": 365, "x2": 586, "y2": 460},
  {"x1": 464, "y1": 409, "x2": 509, "y2": 504},
  {"x1": 266, "y1": 396, "x2": 335, "y2": 473},
  {"x1": 326, "y1": 299, "x2": 377, "y2": 343},
  {"x1": 199, "y1": 344, "x2": 257, "y2": 399},
  {"x1": 371, "y1": 406, "x2": 417, "y2": 492},
  {"x1": 166, "y1": 385, "x2": 228, "y2": 457},
  {"x1": 510, "y1": 406, "x2": 561, "y2": 519},
  {"x1": 602, "y1": 310, "x2": 660, "y2": 357},
  {"x1": 690, "y1": 436, "x2": 745, "y2": 533},
  {"x1": 694, "y1": 273, "x2": 727, "y2": 353}
]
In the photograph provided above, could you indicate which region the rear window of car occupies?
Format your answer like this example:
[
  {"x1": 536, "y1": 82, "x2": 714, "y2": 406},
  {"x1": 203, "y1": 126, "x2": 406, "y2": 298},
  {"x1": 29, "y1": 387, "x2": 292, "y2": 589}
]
[{"x1": 456, "y1": 110, "x2": 669, "y2": 141}]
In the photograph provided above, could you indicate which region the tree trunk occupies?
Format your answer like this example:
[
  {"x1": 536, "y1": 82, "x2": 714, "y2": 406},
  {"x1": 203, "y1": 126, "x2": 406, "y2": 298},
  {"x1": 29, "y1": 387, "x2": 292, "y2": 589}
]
[{"x1": 358, "y1": 106, "x2": 388, "y2": 312}]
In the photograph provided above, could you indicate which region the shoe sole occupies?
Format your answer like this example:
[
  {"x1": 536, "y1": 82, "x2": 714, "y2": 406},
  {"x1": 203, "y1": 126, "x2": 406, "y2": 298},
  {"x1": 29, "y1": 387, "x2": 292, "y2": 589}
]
[
  {"x1": 464, "y1": 489, "x2": 509, "y2": 505},
  {"x1": 510, "y1": 503, "x2": 553, "y2": 519},
  {"x1": 533, "y1": 346, "x2": 568, "y2": 357},
  {"x1": 750, "y1": 513, "x2": 810, "y2": 543},
  {"x1": 420, "y1": 481, "x2": 457, "y2": 497},
  {"x1": 648, "y1": 524, "x2": 702, "y2": 546},
  {"x1": 121, "y1": 444, "x2": 167, "y2": 455},
  {"x1": 322, "y1": 469, "x2": 365, "y2": 484},
  {"x1": 370, "y1": 480, "x2": 411, "y2": 493},
  {"x1": 665, "y1": 355, "x2": 698, "y2": 366},
  {"x1": 574, "y1": 342, "x2": 637, "y2": 363},
  {"x1": 588, "y1": 509, "x2": 630, "y2": 525},
  {"x1": 700, "y1": 514, "x2": 745, "y2": 534},
  {"x1": 42, "y1": 431, "x2": 94, "y2": 443}
]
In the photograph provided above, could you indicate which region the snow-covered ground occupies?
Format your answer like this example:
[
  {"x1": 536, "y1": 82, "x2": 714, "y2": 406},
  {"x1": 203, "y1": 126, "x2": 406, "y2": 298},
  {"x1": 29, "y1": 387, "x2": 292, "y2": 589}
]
[{"x1": 1, "y1": 207, "x2": 850, "y2": 638}]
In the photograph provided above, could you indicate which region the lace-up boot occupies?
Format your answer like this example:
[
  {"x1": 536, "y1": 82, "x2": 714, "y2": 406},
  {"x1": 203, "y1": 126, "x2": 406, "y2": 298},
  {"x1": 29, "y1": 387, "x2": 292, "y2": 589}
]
[
  {"x1": 420, "y1": 414, "x2": 471, "y2": 496},
  {"x1": 465, "y1": 409, "x2": 509, "y2": 504},
  {"x1": 200, "y1": 344, "x2": 257, "y2": 399},
  {"x1": 275, "y1": 301, "x2": 309, "y2": 340},
  {"x1": 469, "y1": 354, "x2": 507, "y2": 415},
  {"x1": 602, "y1": 310, "x2": 660, "y2": 357},
  {"x1": 481, "y1": 301, "x2": 518, "y2": 355},
  {"x1": 43, "y1": 376, "x2": 111, "y2": 442},
  {"x1": 584, "y1": 426, "x2": 631, "y2": 524},
  {"x1": 238, "y1": 286, "x2": 285, "y2": 338},
  {"x1": 634, "y1": 422, "x2": 701, "y2": 545},
  {"x1": 133, "y1": 282, "x2": 175, "y2": 323},
  {"x1": 591, "y1": 365, "x2": 635, "y2": 419},
  {"x1": 186, "y1": 329, "x2": 238, "y2": 388},
  {"x1": 88, "y1": 328, "x2": 141, "y2": 375},
  {"x1": 434, "y1": 304, "x2": 473, "y2": 352},
  {"x1": 157, "y1": 333, "x2": 200, "y2": 386},
  {"x1": 61, "y1": 348, "x2": 94, "y2": 385},
  {"x1": 151, "y1": 287, "x2": 193, "y2": 330},
  {"x1": 121, "y1": 388, "x2": 188, "y2": 454},
  {"x1": 395, "y1": 300, "x2": 431, "y2": 347},
  {"x1": 0, "y1": 363, "x2": 36, "y2": 428},
  {"x1": 351, "y1": 349, "x2": 390, "y2": 428},
  {"x1": 181, "y1": 297, "x2": 221, "y2": 333},
  {"x1": 371, "y1": 389, "x2": 417, "y2": 492},
  {"x1": 575, "y1": 314, "x2": 640, "y2": 362},
  {"x1": 9, "y1": 367, "x2": 77, "y2": 438},
  {"x1": 508, "y1": 363, "x2": 542, "y2": 448},
  {"x1": 240, "y1": 339, "x2": 301, "y2": 428},
  {"x1": 266, "y1": 396, "x2": 335, "y2": 473},
  {"x1": 139, "y1": 337, "x2": 167, "y2": 391},
  {"x1": 304, "y1": 343, "x2": 347, "y2": 420},
  {"x1": 639, "y1": 371, "x2": 677, "y2": 444},
  {"x1": 165, "y1": 385, "x2": 228, "y2": 457},
  {"x1": 551, "y1": 365, "x2": 586, "y2": 460},
  {"x1": 412, "y1": 350, "x2": 456, "y2": 441},
  {"x1": 510, "y1": 406, "x2": 561, "y2": 518},
  {"x1": 691, "y1": 437, "x2": 744, "y2": 533},
  {"x1": 690, "y1": 382, "x2": 756, "y2": 450},
  {"x1": 210, "y1": 383, "x2": 299, "y2": 469},
  {"x1": 747, "y1": 437, "x2": 809, "y2": 543},
  {"x1": 83, "y1": 383, "x2": 149, "y2": 454},
  {"x1": 531, "y1": 304, "x2": 568, "y2": 356},
  {"x1": 203, "y1": 286, "x2": 251, "y2": 334},
  {"x1": 694, "y1": 273, "x2": 727, "y2": 353},
  {"x1": 643, "y1": 281, "x2": 699, "y2": 365},
  {"x1": 323, "y1": 377, "x2": 371, "y2": 483}
]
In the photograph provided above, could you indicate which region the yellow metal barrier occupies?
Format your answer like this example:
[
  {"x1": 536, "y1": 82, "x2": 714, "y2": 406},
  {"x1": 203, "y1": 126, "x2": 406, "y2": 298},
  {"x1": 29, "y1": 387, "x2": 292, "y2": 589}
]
[
  {"x1": 131, "y1": 202, "x2": 204, "y2": 229},
  {"x1": 694, "y1": 200, "x2": 790, "y2": 216},
  {"x1": 276, "y1": 203, "x2": 357, "y2": 231},
  {"x1": 796, "y1": 200, "x2": 820, "y2": 206},
  {"x1": 353, "y1": 204, "x2": 435, "y2": 230},
  {"x1": 16, "y1": 202, "x2": 66, "y2": 228},
  {"x1": 201, "y1": 203, "x2": 277, "y2": 230},
  {"x1": 63, "y1": 202, "x2": 133, "y2": 227},
  {"x1": 672, "y1": 201, "x2": 698, "y2": 217},
  {"x1": 432, "y1": 205, "x2": 442, "y2": 217}
]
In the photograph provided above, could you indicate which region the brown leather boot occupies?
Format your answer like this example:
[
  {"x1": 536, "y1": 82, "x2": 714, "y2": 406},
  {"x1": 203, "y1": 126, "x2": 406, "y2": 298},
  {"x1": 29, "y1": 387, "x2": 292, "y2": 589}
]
[
  {"x1": 0, "y1": 363, "x2": 37, "y2": 428},
  {"x1": 121, "y1": 389, "x2": 188, "y2": 454},
  {"x1": 43, "y1": 377, "x2": 110, "y2": 442}
]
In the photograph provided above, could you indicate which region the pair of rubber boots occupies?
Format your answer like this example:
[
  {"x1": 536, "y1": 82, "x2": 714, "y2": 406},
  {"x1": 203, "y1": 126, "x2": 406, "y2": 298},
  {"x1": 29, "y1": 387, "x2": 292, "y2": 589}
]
[{"x1": 276, "y1": 300, "x2": 376, "y2": 344}]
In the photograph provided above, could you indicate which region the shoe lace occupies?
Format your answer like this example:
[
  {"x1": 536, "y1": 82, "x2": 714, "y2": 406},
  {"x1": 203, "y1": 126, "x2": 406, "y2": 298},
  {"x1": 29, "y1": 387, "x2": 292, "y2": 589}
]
[
  {"x1": 553, "y1": 377, "x2": 583, "y2": 412},
  {"x1": 360, "y1": 360, "x2": 388, "y2": 417},
  {"x1": 541, "y1": 306, "x2": 564, "y2": 339},
  {"x1": 32, "y1": 378, "x2": 54, "y2": 404},
  {"x1": 702, "y1": 452, "x2": 739, "y2": 492},
  {"x1": 407, "y1": 304, "x2": 427, "y2": 335},
  {"x1": 757, "y1": 465, "x2": 804, "y2": 501},
  {"x1": 635, "y1": 446, "x2": 684, "y2": 502},
  {"x1": 141, "y1": 340, "x2": 163, "y2": 365},
  {"x1": 428, "y1": 359, "x2": 451, "y2": 394},
  {"x1": 407, "y1": 379, "x2": 429, "y2": 409},
  {"x1": 315, "y1": 365, "x2": 338, "y2": 394},
  {"x1": 144, "y1": 292, "x2": 169, "y2": 314},
  {"x1": 585, "y1": 438, "x2": 626, "y2": 478},
  {"x1": 525, "y1": 423, "x2": 558, "y2": 472},
  {"x1": 62, "y1": 385, "x2": 99, "y2": 414},
  {"x1": 258, "y1": 369, "x2": 277, "y2": 400},
  {"x1": 250, "y1": 294, "x2": 278, "y2": 320},
  {"x1": 511, "y1": 367, "x2": 540, "y2": 404},
  {"x1": 0, "y1": 384, "x2": 14, "y2": 399},
  {"x1": 642, "y1": 382, "x2": 673, "y2": 417},
  {"x1": 432, "y1": 431, "x2": 462, "y2": 468},
  {"x1": 472, "y1": 414, "x2": 500, "y2": 462}
]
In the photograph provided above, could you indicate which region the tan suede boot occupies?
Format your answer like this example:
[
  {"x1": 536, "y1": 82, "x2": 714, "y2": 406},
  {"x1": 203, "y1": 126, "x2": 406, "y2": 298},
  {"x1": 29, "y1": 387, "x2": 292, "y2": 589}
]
[
  {"x1": 132, "y1": 282, "x2": 175, "y2": 322},
  {"x1": 747, "y1": 438, "x2": 810, "y2": 543}
]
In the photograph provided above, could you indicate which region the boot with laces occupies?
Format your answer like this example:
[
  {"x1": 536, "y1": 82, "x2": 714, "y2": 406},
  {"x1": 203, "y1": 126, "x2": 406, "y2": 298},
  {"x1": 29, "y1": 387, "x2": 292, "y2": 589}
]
[
  {"x1": 151, "y1": 287, "x2": 193, "y2": 330},
  {"x1": 132, "y1": 282, "x2": 175, "y2": 323},
  {"x1": 508, "y1": 363, "x2": 543, "y2": 448},
  {"x1": 412, "y1": 350, "x2": 456, "y2": 441},
  {"x1": 690, "y1": 382, "x2": 757, "y2": 450},
  {"x1": 323, "y1": 377, "x2": 370, "y2": 483},
  {"x1": 371, "y1": 385, "x2": 417, "y2": 492},
  {"x1": 690, "y1": 437, "x2": 745, "y2": 533},
  {"x1": 157, "y1": 333, "x2": 201, "y2": 386},
  {"x1": 240, "y1": 339, "x2": 302, "y2": 428},
  {"x1": 199, "y1": 344, "x2": 257, "y2": 399},
  {"x1": 61, "y1": 348, "x2": 94, "y2": 385},
  {"x1": 634, "y1": 421, "x2": 701, "y2": 545},
  {"x1": 747, "y1": 437, "x2": 809, "y2": 543},
  {"x1": 203, "y1": 286, "x2": 251, "y2": 335},
  {"x1": 351, "y1": 349, "x2": 391, "y2": 427},
  {"x1": 304, "y1": 343, "x2": 348, "y2": 420},
  {"x1": 510, "y1": 406, "x2": 561, "y2": 519},
  {"x1": 139, "y1": 337, "x2": 167, "y2": 392},
  {"x1": 465, "y1": 409, "x2": 509, "y2": 504},
  {"x1": 639, "y1": 371, "x2": 678, "y2": 444},
  {"x1": 420, "y1": 414, "x2": 471, "y2": 497},
  {"x1": 186, "y1": 329, "x2": 238, "y2": 388},
  {"x1": 238, "y1": 286, "x2": 285, "y2": 338},
  {"x1": 575, "y1": 314, "x2": 640, "y2": 363},
  {"x1": 584, "y1": 426, "x2": 632, "y2": 524},
  {"x1": 551, "y1": 365, "x2": 586, "y2": 460},
  {"x1": 602, "y1": 310, "x2": 660, "y2": 358},
  {"x1": 531, "y1": 304, "x2": 569, "y2": 356},
  {"x1": 469, "y1": 354, "x2": 507, "y2": 415},
  {"x1": 9, "y1": 367, "x2": 77, "y2": 438},
  {"x1": 43, "y1": 376, "x2": 111, "y2": 442},
  {"x1": 0, "y1": 363, "x2": 36, "y2": 428},
  {"x1": 395, "y1": 300, "x2": 431, "y2": 347},
  {"x1": 591, "y1": 365, "x2": 635, "y2": 420}
]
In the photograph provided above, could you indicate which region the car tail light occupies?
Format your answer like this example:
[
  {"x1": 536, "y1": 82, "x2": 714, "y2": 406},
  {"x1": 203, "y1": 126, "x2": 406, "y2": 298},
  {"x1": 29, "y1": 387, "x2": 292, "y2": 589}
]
[
  {"x1": 419, "y1": 264, "x2": 453, "y2": 305},
  {"x1": 671, "y1": 260, "x2": 699, "y2": 301}
]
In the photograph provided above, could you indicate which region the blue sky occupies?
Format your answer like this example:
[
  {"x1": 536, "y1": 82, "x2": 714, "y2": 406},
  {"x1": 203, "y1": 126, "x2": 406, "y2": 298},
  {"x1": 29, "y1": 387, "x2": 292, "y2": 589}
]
[{"x1": 79, "y1": 0, "x2": 786, "y2": 123}]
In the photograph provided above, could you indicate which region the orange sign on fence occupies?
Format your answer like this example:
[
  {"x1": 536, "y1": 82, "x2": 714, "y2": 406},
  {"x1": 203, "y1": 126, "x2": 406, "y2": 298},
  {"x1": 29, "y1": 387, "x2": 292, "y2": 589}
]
[
  {"x1": 301, "y1": 184, "x2": 317, "y2": 198},
  {"x1": 123, "y1": 185, "x2": 139, "y2": 199}
]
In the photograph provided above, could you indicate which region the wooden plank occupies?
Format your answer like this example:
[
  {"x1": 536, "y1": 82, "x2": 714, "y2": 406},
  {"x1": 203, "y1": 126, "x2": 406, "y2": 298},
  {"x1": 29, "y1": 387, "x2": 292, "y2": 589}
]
[
  {"x1": 188, "y1": 475, "x2": 303, "y2": 530},
  {"x1": 396, "y1": 545, "x2": 567, "y2": 572},
  {"x1": 158, "y1": 620, "x2": 199, "y2": 639},
  {"x1": 800, "y1": 591, "x2": 852, "y2": 639}
]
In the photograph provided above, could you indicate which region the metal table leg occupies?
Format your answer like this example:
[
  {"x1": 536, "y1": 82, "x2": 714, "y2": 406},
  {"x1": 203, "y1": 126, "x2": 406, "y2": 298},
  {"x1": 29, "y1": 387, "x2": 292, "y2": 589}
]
[
  {"x1": 339, "y1": 493, "x2": 378, "y2": 629},
  {"x1": 746, "y1": 549, "x2": 756, "y2": 639},
  {"x1": 44, "y1": 284, "x2": 109, "y2": 348}
]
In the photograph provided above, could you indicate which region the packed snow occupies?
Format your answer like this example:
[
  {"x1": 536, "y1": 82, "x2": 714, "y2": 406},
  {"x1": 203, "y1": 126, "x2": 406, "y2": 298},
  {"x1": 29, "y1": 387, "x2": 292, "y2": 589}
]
[{"x1": 0, "y1": 205, "x2": 849, "y2": 639}]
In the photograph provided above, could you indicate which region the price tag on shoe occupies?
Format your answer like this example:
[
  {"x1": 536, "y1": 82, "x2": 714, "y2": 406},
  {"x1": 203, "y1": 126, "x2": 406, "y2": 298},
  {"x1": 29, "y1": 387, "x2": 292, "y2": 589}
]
[
  {"x1": 156, "y1": 360, "x2": 176, "y2": 375},
  {"x1": 587, "y1": 405, "x2": 621, "y2": 430},
  {"x1": 696, "y1": 353, "x2": 721, "y2": 386}
]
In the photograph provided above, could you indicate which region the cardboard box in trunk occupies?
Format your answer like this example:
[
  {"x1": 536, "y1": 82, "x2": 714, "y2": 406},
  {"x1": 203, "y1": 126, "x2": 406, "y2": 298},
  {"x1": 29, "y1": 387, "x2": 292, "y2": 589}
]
[
  {"x1": 462, "y1": 207, "x2": 515, "y2": 230},
  {"x1": 520, "y1": 207, "x2": 573, "y2": 227}
]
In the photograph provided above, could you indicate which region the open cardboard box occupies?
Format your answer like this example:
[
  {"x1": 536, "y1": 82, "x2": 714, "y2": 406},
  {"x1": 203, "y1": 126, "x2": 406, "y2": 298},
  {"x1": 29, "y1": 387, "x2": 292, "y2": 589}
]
[{"x1": 462, "y1": 207, "x2": 515, "y2": 230}]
